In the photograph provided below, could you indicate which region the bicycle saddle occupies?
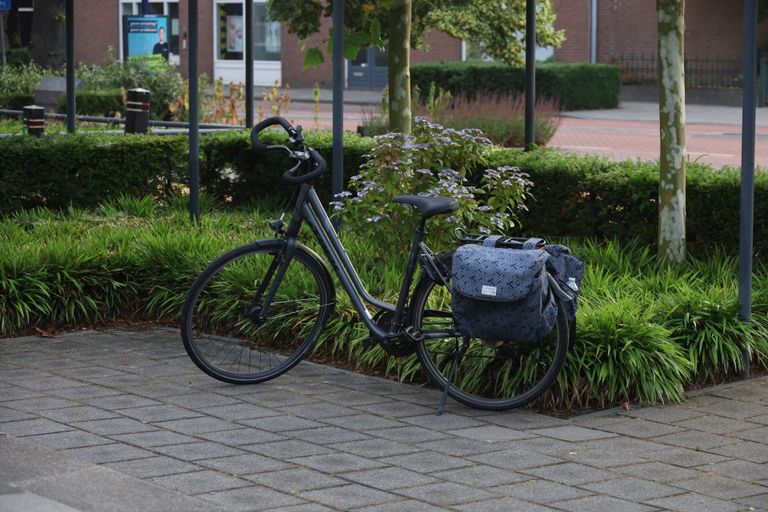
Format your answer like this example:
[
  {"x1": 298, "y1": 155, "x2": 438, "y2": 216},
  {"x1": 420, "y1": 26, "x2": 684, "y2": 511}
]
[{"x1": 393, "y1": 195, "x2": 459, "y2": 219}]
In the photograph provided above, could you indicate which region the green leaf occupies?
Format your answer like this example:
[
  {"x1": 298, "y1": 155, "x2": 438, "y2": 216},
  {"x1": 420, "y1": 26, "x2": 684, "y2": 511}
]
[
  {"x1": 343, "y1": 31, "x2": 370, "y2": 60},
  {"x1": 369, "y1": 19, "x2": 382, "y2": 48},
  {"x1": 303, "y1": 47, "x2": 324, "y2": 70}
]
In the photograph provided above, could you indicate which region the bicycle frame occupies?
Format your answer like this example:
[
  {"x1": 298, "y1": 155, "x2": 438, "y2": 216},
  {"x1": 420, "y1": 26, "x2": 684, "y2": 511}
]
[{"x1": 271, "y1": 182, "x2": 445, "y2": 341}]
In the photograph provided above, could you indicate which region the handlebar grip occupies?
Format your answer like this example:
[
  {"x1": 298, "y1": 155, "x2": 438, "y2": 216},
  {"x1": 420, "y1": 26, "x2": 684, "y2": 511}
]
[
  {"x1": 250, "y1": 116, "x2": 296, "y2": 153},
  {"x1": 281, "y1": 149, "x2": 327, "y2": 185}
]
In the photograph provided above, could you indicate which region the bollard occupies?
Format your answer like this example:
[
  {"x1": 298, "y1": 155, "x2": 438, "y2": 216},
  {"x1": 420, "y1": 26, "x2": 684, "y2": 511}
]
[
  {"x1": 23, "y1": 105, "x2": 45, "y2": 137},
  {"x1": 125, "y1": 88, "x2": 151, "y2": 134}
]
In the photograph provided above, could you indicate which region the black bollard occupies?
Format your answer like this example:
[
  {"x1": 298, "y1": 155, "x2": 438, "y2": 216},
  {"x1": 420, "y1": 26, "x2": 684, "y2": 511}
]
[
  {"x1": 23, "y1": 105, "x2": 45, "y2": 137},
  {"x1": 125, "y1": 88, "x2": 151, "y2": 134}
]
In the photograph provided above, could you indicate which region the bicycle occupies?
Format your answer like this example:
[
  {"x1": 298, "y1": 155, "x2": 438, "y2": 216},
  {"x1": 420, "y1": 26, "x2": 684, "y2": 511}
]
[{"x1": 181, "y1": 116, "x2": 571, "y2": 412}]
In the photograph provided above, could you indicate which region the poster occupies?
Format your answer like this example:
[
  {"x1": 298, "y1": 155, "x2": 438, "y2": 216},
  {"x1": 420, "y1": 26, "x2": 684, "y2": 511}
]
[
  {"x1": 226, "y1": 15, "x2": 243, "y2": 53},
  {"x1": 122, "y1": 15, "x2": 170, "y2": 62}
]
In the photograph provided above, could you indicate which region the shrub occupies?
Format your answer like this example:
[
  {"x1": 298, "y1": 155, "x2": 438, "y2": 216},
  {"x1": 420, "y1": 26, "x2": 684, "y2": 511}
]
[
  {"x1": 411, "y1": 61, "x2": 621, "y2": 111},
  {"x1": 0, "y1": 63, "x2": 52, "y2": 109},
  {"x1": 58, "y1": 88, "x2": 124, "y2": 117},
  {"x1": 437, "y1": 93, "x2": 560, "y2": 147},
  {"x1": 6, "y1": 48, "x2": 31, "y2": 66}
]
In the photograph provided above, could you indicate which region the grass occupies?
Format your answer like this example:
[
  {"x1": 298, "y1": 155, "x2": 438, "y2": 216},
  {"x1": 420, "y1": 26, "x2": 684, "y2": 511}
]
[{"x1": 1, "y1": 198, "x2": 767, "y2": 411}]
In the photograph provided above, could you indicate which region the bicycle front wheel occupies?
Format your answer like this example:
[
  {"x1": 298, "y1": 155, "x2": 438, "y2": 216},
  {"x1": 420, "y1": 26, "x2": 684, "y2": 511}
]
[
  {"x1": 410, "y1": 260, "x2": 569, "y2": 411},
  {"x1": 181, "y1": 240, "x2": 334, "y2": 384}
]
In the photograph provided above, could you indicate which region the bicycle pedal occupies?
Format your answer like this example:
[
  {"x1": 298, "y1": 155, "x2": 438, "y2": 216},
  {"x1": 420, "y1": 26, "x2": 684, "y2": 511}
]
[{"x1": 404, "y1": 326, "x2": 425, "y2": 342}]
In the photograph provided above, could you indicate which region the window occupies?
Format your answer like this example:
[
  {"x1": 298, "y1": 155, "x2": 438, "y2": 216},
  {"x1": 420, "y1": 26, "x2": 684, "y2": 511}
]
[
  {"x1": 253, "y1": 3, "x2": 280, "y2": 61},
  {"x1": 216, "y1": 1, "x2": 281, "y2": 62}
]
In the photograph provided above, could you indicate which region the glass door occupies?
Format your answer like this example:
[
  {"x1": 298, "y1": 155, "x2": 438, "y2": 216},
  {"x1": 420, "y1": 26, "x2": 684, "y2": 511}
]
[{"x1": 348, "y1": 46, "x2": 387, "y2": 90}]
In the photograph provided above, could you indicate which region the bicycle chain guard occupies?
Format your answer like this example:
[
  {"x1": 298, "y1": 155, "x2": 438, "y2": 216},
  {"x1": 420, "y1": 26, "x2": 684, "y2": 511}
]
[{"x1": 364, "y1": 310, "x2": 417, "y2": 357}]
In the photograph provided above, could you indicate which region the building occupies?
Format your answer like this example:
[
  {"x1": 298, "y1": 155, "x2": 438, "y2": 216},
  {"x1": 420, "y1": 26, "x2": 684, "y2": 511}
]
[{"x1": 65, "y1": 0, "x2": 462, "y2": 89}]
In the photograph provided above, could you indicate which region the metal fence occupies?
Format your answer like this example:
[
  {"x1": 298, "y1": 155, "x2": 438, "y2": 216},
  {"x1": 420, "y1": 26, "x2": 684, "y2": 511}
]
[{"x1": 614, "y1": 53, "x2": 743, "y2": 88}]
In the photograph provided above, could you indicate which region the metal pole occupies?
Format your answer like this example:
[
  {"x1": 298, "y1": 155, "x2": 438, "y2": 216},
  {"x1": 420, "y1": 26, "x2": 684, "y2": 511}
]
[
  {"x1": 738, "y1": 0, "x2": 758, "y2": 379},
  {"x1": 760, "y1": 52, "x2": 767, "y2": 108},
  {"x1": 332, "y1": 0, "x2": 344, "y2": 223},
  {"x1": 188, "y1": 0, "x2": 200, "y2": 224},
  {"x1": 590, "y1": 0, "x2": 598, "y2": 64},
  {"x1": 524, "y1": 0, "x2": 536, "y2": 150},
  {"x1": 244, "y1": 0, "x2": 254, "y2": 128},
  {"x1": 66, "y1": 0, "x2": 75, "y2": 133}
]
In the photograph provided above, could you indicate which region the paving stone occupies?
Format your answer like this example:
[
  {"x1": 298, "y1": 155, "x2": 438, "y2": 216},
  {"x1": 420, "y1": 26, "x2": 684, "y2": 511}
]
[
  {"x1": 155, "y1": 416, "x2": 241, "y2": 435},
  {"x1": 245, "y1": 467, "x2": 347, "y2": 492},
  {"x1": 646, "y1": 492, "x2": 746, "y2": 512},
  {"x1": 674, "y1": 473, "x2": 768, "y2": 500},
  {"x1": 397, "y1": 481, "x2": 498, "y2": 506},
  {"x1": 433, "y1": 464, "x2": 531, "y2": 487},
  {"x1": 46, "y1": 384, "x2": 122, "y2": 400},
  {"x1": 448, "y1": 425, "x2": 534, "y2": 442},
  {"x1": 290, "y1": 452, "x2": 387, "y2": 473},
  {"x1": 520, "y1": 462, "x2": 619, "y2": 485},
  {"x1": 495, "y1": 478, "x2": 593, "y2": 503},
  {"x1": 707, "y1": 459, "x2": 768, "y2": 481},
  {"x1": 103, "y1": 456, "x2": 202, "y2": 479},
  {"x1": 581, "y1": 476, "x2": 681, "y2": 501},
  {"x1": 285, "y1": 426, "x2": 371, "y2": 445},
  {"x1": 23, "y1": 430, "x2": 112, "y2": 449},
  {"x1": 197, "y1": 452, "x2": 292, "y2": 474},
  {"x1": 340, "y1": 466, "x2": 438, "y2": 490},
  {"x1": 590, "y1": 417, "x2": 685, "y2": 438},
  {"x1": 653, "y1": 429, "x2": 741, "y2": 450},
  {"x1": 200, "y1": 485, "x2": 305, "y2": 511},
  {"x1": 419, "y1": 436, "x2": 515, "y2": 457},
  {"x1": 356, "y1": 499, "x2": 455, "y2": 512},
  {"x1": 4, "y1": 397, "x2": 80, "y2": 412},
  {"x1": 468, "y1": 448, "x2": 564, "y2": 471},
  {"x1": 674, "y1": 415, "x2": 761, "y2": 434},
  {"x1": 0, "y1": 386, "x2": 42, "y2": 402},
  {"x1": 483, "y1": 411, "x2": 571, "y2": 430},
  {"x1": 243, "y1": 439, "x2": 331, "y2": 459},
  {"x1": 547, "y1": 446, "x2": 649, "y2": 469},
  {"x1": 278, "y1": 403, "x2": 359, "y2": 419},
  {"x1": 299, "y1": 484, "x2": 397, "y2": 509},
  {"x1": 642, "y1": 446, "x2": 731, "y2": 467},
  {"x1": 454, "y1": 496, "x2": 556, "y2": 512},
  {"x1": 736, "y1": 493, "x2": 768, "y2": 510},
  {"x1": 365, "y1": 426, "x2": 449, "y2": 444},
  {"x1": 322, "y1": 414, "x2": 406, "y2": 431},
  {"x1": 529, "y1": 425, "x2": 616, "y2": 442},
  {"x1": 65, "y1": 443, "x2": 155, "y2": 464},
  {"x1": 320, "y1": 390, "x2": 395, "y2": 407},
  {"x1": 199, "y1": 428, "x2": 286, "y2": 446},
  {"x1": 696, "y1": 397, "x2": 768, "y2": 419},
  {"x1": 198, "y1": 403, "x2": 279, "y2": 420},
  {"x1": 614, "y1": 462, "x2": 703, "y2": 482},
  {"x1": 731, "y1": 425, "x2": 768, "y2": 443},
  {"x1": 38, "y1": 406, "x2": 120, "y2": 423},
  {"x1": 240, "y1": 416, "x2": 324, "y2": 432},
  {"x1": 119, "y1": 405, "x2": 203, "y2": 423},
  {"x1": 0, "y1": 406, "x2": 34, "y2": 423},
  {"x1": 109, "y1": 431, "x2": 197, "y2": 448},
  {"x1": 72, "y1": 417, "x2": 156, "y2": 436},
  {"x1": 128, "y1": 383, "x2": 196, "y2": 399},
  {"x1": 710, "y1": 440, "x2": 768, "y2": 463},
  {"x1": 353, "y1": 401, "x2": 436, "y2": 418},
  {"x1": 272, "y1": 504, "x2": 335, "y2": 512},
  {"x1": 0, "y1": 418, "x2": 71, "y2": 436},
  {"x1": 153, "y1": 441, "x2": 247, "y2": 461},
  {"x1": 150, "y1": 470, "x2": 248, "y2": 495},
  {"x1": 13, "y1": 376, "x2": 87, "y2": 391},
  {"x1": 163, "y1": 392, "x2": 241, "y2": 410},
  {"x1": 555, "y1": 494, "x2": 658, "y2": 512},
  {"x1": 399, "y1": 413, "x2": 486, "y2": 431},
  {"x1": 81, "y1": 394, "x2": 163, "y2": 410},
  {"x1": 380, "y1": 450, "x2": 473, "y2": 473},
  {"x1": 237, "y1": 390, "x2": 314, "y2": 408},
  {"x1": 329, "y1": 437, "x2": 420, "y2": 458}
]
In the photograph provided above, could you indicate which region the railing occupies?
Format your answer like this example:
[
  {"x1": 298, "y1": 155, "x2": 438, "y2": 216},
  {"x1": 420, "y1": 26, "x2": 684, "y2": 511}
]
[{"x1": 613, "y1": 53, "x2": 743, "y2": 89}]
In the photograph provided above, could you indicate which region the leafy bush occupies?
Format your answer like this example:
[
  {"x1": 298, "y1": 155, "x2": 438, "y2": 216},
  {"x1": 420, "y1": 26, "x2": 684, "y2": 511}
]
[
  {"x1": 2, "y1": 206, "x2": 766, "y2": 411},
  {"x1": 411, "y1": 61, "x2": 621, "y2": 111},
  {"x1": 0, "y1": 63, "x2": 52, "y2": 109},
  {"x1": 58, "y1": 88, "x2": 124, "y2": 117},
  {"x1": 336, "y1": 118, "x2": 532, "y2": 249},
  {"x1": 6, "y1": 48, "x2": 31, "y2": 66},
  {"x1": 437, "y1": 93, "x2": 560, "y2": 147}
]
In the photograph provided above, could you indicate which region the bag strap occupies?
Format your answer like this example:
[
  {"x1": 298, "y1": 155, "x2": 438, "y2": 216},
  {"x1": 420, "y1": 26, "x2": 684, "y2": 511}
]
[
  {"x1": 483, "y1": 235, "x2": 503, "y2": 247},
  {"x1": 522, "y1": 237, "x2": 545, "y2": 250}
]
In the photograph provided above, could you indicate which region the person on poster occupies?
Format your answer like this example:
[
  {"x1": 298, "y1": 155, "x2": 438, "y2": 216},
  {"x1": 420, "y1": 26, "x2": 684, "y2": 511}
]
[{"x1": 153, "y1": 26, "x2": 169, "y2": 60}]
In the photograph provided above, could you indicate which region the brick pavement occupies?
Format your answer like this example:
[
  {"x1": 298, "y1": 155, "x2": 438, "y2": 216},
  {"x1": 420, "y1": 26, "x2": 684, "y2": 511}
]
[{"x1": 1, "y1": 328, "x2": 767, "y2": 511}]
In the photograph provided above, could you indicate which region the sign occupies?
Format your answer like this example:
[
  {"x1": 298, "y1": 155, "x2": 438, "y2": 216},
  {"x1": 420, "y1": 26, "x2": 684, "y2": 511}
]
[
  {"x1": 226, "y1": 15, "x2": 243, "y2": 52},
  {"x1": 122, "y1": 15, "x2": 170, "y2": 62},
  {"x1": 0, "y1": 0, "x2": 11, "y2": 11}
]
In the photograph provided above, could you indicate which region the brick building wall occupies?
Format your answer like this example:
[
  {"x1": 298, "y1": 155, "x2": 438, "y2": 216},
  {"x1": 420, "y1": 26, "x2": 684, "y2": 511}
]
[
  {"x1": 74, "y1": 1, "x2": 119, "y2": 65},
  {"x1": 412, "y1": 30, "x2": 462, "y2": 64},
  {"x1": 178, "y1": 1, "x2": 214, "y2": 78},
  {"x1": 280, "y1": 17, "x2": 334, "y2": 88},
  {"x1": 552, "y1": 0, "x2": 591, "y2": 62}
]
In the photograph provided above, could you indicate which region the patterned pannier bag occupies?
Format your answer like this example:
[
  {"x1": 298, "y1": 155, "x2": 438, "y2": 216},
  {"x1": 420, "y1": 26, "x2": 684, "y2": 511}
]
[{"x1": 451, "y1": 236, "x2": 584, "y2": 344}]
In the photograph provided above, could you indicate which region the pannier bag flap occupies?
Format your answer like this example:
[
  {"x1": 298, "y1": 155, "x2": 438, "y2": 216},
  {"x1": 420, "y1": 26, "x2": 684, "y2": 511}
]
[{"x1": 452, "y1": 244, "x2": 550, "y2": 303}]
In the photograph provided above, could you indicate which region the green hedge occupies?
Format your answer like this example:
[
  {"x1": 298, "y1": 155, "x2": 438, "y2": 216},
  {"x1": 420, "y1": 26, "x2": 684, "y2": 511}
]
[
  {"x1": 3, "y1": 131, "x2": 767, "y2": 255},
  {"x1": 58, "y1": 89, "x2": 124, "y2": 117},
  {"x1": 411, "y1": 61, "x2": 621, "y2": 111}
]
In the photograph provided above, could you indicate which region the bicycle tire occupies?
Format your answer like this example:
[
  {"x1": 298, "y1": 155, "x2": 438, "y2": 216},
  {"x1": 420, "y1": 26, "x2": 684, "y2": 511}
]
[
  {"x1": 410, "y1": 254, "x2": 569, "y2": 411},
  {"x1": 181, "y1": 240, "x2": 335, "y2": 384}
]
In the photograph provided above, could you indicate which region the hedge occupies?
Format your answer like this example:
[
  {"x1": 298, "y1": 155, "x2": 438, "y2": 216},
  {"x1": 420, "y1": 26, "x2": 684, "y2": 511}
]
[
  {"x1": 58, "y1": 89, "x2": 124, "y2": 117},
  {"x1": 2, "y1": 130, "x2": 766, "y2": 255},
  {"x1": 411, "y1": 61, "x2": 621, "y2": 111}
]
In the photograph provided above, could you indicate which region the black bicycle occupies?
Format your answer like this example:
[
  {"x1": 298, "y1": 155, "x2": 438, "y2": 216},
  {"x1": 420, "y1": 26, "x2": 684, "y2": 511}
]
[{"x1": 181, "y1": 117, "x2": 570, "y2": 411}]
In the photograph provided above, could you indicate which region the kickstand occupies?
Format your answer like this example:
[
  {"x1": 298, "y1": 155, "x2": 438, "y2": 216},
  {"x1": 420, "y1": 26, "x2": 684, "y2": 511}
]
[{"x1": 436, "y1": 337, "x2": 468, "y2": 416}]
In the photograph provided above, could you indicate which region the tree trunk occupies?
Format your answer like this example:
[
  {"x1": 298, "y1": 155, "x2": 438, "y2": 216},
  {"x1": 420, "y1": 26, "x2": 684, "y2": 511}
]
[
  {"x1": 388, "y1": 0, "x2": 412, "y2": 134},
  {"x1": 29, "y1": 0, "x2": 67, "y2": 68},
  {"x1": 657, "y1": 0, "x2": 686, "y2": 263}
]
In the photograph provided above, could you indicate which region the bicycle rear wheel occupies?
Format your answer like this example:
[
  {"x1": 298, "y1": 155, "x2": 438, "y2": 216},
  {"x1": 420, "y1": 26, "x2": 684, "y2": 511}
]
[
  {"x1": 410, "y1": 258, "x2": 569, "y2": 410},
  {"x1": 181, "y1": 240, "x2": 334, "y2": 384}
]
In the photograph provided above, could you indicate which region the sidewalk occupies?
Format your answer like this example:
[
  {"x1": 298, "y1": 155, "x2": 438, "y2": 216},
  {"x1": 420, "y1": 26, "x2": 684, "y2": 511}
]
[{"x1": 1, "y1": 328, "x2": 767, "y2": 511}]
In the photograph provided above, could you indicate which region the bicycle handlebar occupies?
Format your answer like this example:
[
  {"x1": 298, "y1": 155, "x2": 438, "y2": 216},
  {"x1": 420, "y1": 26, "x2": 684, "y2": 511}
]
[{"x1": 250, "y1": 116, "x2": 326, "y2": 185}]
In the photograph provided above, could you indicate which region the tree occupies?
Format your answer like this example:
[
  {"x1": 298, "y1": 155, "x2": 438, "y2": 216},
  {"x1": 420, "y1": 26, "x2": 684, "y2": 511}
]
[
  {"x1": 29, "y1": 0, "x2": 67, "y2": 68},
  {"x1": 267, "y1": 0, "x2": 562, "y2": 133},
  {"x1": 656, "y1": 0, "x2": 686, "y2": 263}
]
